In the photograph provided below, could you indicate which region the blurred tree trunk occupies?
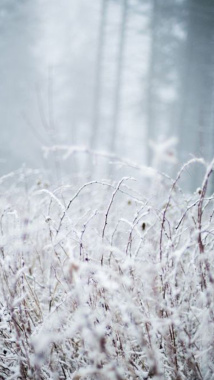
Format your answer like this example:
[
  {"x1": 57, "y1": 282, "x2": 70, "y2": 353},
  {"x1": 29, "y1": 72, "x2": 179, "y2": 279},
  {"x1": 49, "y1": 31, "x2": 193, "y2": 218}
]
[
  {"x1": 146, "y1": 0, "x2": 159, "y2": 165},
  {"x1": 146, "y1": 0, "x2": 180, "y2": 167},
  {"x1": 90, "y1": 0, "x2": 108, "y2": 150},
  {"x1": 110, "y1": 0, "x2": 128, "y2": 153},
  {"x1": 178, "y1": 0, "x2": 214, "y2": 189}
]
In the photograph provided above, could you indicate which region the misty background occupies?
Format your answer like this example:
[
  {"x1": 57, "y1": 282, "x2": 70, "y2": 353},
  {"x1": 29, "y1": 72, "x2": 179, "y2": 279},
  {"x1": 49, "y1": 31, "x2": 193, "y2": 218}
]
[{"x1": 0, "y1": 0, "x2": 214, "y2": 189}]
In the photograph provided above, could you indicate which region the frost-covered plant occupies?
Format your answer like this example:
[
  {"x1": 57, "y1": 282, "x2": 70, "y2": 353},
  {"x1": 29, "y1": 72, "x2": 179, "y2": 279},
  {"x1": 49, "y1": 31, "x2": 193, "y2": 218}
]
[{"x1": 0, "y1": 154, "x2": 214, "y2": 380}]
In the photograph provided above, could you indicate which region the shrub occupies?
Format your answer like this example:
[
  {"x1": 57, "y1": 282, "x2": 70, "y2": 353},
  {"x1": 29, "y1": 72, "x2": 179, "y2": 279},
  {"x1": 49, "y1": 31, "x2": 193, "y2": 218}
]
[{"x1": 0, "y1": 155, "x2": 213, "y2": 379}]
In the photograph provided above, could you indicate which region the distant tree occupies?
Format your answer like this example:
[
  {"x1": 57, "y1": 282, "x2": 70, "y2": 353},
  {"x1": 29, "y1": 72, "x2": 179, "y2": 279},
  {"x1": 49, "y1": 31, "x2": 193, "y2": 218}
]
[
  {"x1": 145, "y1": 0, "x2": 158, "y2": 165},
  {"x1": 179, "y1": 0, "x2": 214, "y2": 158},
  {"x1": 110, "y1": 0, "x2": 128, "y2": 153},
  {"x1": 178, "y1": 0, "x2": 214, "y2": 189},
  {"x1": 90, "y1": 0, "x2": 108, "y2": 151},
  {"x1": 146, "y1": 0, "x2": 185, "y2": 166}
]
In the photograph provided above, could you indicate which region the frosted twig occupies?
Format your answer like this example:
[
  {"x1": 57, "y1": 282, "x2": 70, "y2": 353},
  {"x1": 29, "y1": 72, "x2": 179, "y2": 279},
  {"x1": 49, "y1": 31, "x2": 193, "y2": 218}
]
[{"x1": 102, "y1": 177, "x2": 134, "y2": 238}]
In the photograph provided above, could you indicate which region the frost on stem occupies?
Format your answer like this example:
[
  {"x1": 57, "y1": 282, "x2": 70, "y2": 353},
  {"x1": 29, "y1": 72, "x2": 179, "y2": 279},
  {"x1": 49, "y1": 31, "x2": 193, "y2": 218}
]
[
  {"x1": 102, "y1": 177, "x2": 134, "y2": 239},
  {"x1": 197, "y1": 158, "x2": 214, "y2": 254}
]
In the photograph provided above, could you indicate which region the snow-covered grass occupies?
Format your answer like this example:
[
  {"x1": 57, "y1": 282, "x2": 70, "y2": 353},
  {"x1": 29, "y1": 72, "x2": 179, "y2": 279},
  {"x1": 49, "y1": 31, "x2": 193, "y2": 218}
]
[{"x1": 0, "y1": 154, "x2": 214, "y2": 380}]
